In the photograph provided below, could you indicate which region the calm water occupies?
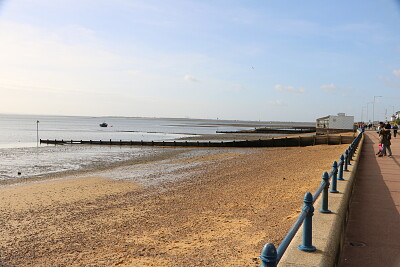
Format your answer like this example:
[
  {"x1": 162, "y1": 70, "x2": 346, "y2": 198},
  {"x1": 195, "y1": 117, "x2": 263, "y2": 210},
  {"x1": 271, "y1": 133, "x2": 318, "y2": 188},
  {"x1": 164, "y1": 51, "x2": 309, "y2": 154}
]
[{"x1": 1, "y1": 114, "x2": 276, "y2": 181}]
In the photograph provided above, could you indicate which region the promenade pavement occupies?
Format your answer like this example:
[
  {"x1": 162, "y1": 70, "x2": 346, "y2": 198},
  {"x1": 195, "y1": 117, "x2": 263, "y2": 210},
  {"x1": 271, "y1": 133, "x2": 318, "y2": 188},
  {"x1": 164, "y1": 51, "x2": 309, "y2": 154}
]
[{"x1": 339, "y1": 130, "x2": 400, "y2": 266}]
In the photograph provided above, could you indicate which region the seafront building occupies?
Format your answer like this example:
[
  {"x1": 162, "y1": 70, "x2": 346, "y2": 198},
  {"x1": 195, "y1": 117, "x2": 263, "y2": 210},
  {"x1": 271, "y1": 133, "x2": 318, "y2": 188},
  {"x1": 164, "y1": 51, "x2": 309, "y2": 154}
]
[
  {"x1": 316, "y1": 113, "x2": 354, "y2": 134},
  {"x1": 390, "y1": 111, "x2": 400, "y2": 122}
]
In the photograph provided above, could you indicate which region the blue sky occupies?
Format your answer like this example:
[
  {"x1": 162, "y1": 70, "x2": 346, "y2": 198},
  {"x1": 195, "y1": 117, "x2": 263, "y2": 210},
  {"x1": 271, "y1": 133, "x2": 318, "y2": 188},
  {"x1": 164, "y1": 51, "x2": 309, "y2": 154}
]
[{"x1": 0, "y1": 0, "x2": 400, "y2": 121}]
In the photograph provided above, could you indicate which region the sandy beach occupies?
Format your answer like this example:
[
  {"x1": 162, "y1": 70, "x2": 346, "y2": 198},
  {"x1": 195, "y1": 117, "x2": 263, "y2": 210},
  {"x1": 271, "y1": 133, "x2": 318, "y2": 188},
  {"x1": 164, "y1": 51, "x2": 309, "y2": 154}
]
[{"x1": 0, "y1": 144, "x2": 348, "y2": 266}]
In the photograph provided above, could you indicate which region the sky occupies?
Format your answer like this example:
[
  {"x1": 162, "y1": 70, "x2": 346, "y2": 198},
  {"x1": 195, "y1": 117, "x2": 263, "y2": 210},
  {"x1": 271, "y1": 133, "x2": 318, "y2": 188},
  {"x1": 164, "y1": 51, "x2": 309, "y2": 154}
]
[{"x1": 0, "y1": 0, "x2": 400, "y2": 122}]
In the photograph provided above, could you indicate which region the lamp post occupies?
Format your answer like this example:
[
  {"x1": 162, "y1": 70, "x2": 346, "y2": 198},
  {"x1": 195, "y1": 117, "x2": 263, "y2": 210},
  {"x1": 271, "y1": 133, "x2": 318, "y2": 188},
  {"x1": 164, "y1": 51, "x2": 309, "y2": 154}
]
[
  {"x1": 361, "y1": 106, "x2": 366, "y2": 123},
  {"x1": 36, "y1": 120, "x2": 39, "y2": 146},
  {"x1": 366, "y1": 102, "x2": 373, "y2": 123},
  {"x1": 373, "y1": 96, "x2": 382, "y2": 125}
]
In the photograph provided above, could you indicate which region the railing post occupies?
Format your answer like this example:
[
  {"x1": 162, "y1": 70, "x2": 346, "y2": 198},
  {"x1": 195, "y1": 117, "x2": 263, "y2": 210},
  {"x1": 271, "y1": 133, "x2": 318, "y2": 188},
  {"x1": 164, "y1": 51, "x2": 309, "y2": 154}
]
[
  {"x1": 330, "y1": 161, "x2": 339, "y2": 193},
  {"x1": 348, "y1": 145, "x2": 354, "y2": 164},
  {"x1": 344, "y1": 150, "x2": 349, "y2": 172},
  {"x1": 354, "y1": 134, "x2": 360, "y2": 149},
  {"x1": 338, "y1": 155, "x2": 345, "y2": 180},
  {"x1": 349, "y1": 144, "x2": 354, "y2": 162},
  {"x1": 298, "y1": 192, "x2": 316, "y2": 252},
  {"x1": 319, "y1": 172, "x2": 331, "y2": 213},
  {"x1": 260, "y1": 243, "x2": 278, "y2": 267}
]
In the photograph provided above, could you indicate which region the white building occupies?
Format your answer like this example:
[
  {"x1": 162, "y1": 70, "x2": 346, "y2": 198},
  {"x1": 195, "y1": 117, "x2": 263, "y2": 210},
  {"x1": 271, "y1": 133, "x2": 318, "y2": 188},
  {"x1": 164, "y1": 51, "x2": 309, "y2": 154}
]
[
  {"x1": 389, "y1": 111, "x2": 400, "y2": 122},
  {"x1": 316, "y1": 113, "x2": 354, "y2": 134}
]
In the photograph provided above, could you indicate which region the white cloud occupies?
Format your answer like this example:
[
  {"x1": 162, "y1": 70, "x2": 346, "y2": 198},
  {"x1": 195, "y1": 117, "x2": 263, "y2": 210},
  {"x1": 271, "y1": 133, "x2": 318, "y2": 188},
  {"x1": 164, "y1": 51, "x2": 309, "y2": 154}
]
[
  {"x1": 184, "y1": 74, "x2": 199, "y2": 82},
  {"x1": 321, "y1": 83, "x2": 336, "y2": 90},
  {"x1": 267, "y1": 100, "x2": 285, "y2": 106},
  {"x1": 0, "y1": 20, "x2": 203, "y2": 116},
  {"x1": 274, "y1": 84, "x2": 306, "y2": 94},
  {"x1": 320, "y1": 83, "x2": 337, "y2": 91},
  {"x1": 393, "y1": 70, "x2": 400, "y2": 78},
  {"x1": 124, "y1": 69, "x2": 142, "y2": 75},
  {"x1": 379, "y1": 75, "x2": 400, "y2": 88},
  {"x1": 231, "y1": 83, "x2": 244, "y2": 91},
  {"x1": 334, "y1": 23, "x2": 377, "y2": 32},
  {"x1": 320, "y1": 83, "x2": 355, "y2": 95}
]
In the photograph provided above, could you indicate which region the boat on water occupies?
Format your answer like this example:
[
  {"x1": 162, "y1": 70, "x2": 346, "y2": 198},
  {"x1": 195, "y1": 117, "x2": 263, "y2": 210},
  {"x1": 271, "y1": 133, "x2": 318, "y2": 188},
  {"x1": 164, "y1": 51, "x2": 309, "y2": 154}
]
[{"x1": 99, "y1": 122, "x2": 108, "y2": 127}]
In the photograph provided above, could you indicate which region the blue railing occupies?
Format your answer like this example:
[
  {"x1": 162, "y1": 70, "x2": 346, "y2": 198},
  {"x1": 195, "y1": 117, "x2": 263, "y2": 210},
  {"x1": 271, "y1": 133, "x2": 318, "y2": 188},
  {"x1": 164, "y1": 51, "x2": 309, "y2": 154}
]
[{"x1": 259, "y1": 130, "x2": 363, "y2": 267}]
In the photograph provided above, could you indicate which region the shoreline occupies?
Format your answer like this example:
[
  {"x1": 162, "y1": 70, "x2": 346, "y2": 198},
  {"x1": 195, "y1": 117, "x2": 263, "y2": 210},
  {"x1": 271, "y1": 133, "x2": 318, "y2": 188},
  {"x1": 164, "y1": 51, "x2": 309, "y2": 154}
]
[
  {"x1": 0, "y1": 144, "x2": 349, "y2": 266},
  {"x1": 0, "y1": 146, "x2": 252, "y2": 187}
]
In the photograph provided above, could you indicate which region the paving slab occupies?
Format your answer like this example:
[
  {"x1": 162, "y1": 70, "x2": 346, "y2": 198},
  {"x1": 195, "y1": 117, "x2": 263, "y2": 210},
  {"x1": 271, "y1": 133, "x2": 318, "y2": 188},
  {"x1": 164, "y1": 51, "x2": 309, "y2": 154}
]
[{"x1": 339, "y1": 131, "x2": 400, "y2": 267}]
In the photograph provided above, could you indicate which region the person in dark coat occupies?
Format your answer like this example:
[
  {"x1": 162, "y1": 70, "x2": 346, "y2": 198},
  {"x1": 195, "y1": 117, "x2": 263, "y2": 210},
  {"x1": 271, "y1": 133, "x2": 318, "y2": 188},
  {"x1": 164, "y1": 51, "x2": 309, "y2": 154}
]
[
  {"x1": 393, "y1": 123, "x2": 398, "y2": 138},
  {"x1": 378, "y1": 124, "x2": 392, "y2": 157}
]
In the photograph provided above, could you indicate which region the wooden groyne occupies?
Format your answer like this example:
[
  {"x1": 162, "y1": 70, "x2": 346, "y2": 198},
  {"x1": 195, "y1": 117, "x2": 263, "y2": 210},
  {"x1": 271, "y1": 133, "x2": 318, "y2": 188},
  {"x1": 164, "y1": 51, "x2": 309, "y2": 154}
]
[
  {"x1": 40, "y1": 135, "x2": 354, "y2": 148},
  {"x1": 217, "y1": 126, "x2": 316, "y2": 134}
]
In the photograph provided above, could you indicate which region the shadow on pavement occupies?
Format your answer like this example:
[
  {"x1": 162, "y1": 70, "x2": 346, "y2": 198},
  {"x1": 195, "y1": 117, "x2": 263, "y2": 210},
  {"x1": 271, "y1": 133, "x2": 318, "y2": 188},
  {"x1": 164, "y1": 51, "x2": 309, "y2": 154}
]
[{"x1": 339, "y1": 133, "x2": 400, "y2": 266}]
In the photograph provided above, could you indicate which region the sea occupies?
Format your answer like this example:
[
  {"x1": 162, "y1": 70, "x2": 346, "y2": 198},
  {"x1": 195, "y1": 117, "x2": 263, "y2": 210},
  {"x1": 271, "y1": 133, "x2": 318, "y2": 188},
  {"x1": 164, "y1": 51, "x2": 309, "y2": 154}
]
[
  {"x1": 0, "y1": 114, "x2": 308, "y2": 181},
  {"x1": 1, "y1": 113, "x2": 313, "y2": 182}
]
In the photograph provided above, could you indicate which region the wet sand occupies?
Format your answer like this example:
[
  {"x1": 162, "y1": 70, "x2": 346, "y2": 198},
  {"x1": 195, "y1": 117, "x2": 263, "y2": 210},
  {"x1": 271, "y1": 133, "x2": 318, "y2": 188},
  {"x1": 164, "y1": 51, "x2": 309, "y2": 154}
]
[{"x1": 0, "y1": 144, "x2": 348, "y2": 266}]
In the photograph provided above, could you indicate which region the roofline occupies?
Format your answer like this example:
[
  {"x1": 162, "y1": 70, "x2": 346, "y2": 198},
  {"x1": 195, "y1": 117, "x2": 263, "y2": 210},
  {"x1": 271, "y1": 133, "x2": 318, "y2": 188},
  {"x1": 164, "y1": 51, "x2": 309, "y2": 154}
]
[
  {"x1": 317, "y1": 115, "x2": 355, "y2": 120},
  {"x1": 317, "y1": 116, "x2": 330, "y2": 120}
]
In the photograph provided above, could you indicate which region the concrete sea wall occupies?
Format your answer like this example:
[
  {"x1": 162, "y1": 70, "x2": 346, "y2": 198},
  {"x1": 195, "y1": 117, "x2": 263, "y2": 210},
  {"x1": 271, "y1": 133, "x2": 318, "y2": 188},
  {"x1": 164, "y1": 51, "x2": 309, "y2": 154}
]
[{"x1": 278, "y1": 132, "x2": 364, "y2": 266}]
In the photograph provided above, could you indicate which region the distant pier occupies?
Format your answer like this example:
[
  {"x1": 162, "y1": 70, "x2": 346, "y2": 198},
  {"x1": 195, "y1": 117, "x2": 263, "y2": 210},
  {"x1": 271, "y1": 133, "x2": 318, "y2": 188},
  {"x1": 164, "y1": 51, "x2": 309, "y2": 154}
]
[{"x1": 40, "y1": 134, "x2": 354, "y2": 148}]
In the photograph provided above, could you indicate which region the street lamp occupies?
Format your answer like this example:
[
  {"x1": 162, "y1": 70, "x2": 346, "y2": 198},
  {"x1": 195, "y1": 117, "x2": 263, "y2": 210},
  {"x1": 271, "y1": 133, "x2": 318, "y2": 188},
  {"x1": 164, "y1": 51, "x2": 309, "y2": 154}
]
[
  {"x1": 373, "y1": 96, "x2": 382, "y2": 125},
  {"x1": 361, "y1": 106, "x2": 366, "y2": 123},
  {"x1": 366, "y1": 102, "x2": 373, "y2": 123},
  {"x1": 36, "y1": 120, "x2": 40, "y2": 146}
]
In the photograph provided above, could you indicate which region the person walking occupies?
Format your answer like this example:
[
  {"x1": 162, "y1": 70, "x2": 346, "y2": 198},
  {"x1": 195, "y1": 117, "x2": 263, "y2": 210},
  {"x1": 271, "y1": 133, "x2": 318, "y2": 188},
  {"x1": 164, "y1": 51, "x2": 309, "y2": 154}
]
[
  {"x1": 378, "y1": 123, "x2": 392, "y2": 157},
  {"x1": 393, "y1": 123, "x2": 398, "y2": 138}
]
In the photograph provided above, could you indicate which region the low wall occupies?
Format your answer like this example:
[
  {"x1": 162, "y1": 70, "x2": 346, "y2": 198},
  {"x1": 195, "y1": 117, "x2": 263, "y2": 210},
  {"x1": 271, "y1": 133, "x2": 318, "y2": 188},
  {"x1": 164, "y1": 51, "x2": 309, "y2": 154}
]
[
  {"x1": 316, "y1": 128, "x2": 354, "y2": 135},
  {"x1": 277, "y1": 133, "x2": 364, "y2": 266}
]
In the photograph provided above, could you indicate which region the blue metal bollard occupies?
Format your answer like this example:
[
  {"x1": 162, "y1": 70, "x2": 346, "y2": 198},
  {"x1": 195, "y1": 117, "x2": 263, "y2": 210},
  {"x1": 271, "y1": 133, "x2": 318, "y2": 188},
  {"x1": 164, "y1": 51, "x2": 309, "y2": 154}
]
[
  {"x1": 351, "y1": 145, "x2": 354, "y2": 163},
  {"x1": 348, "y1": 145, "x2": 353, "y2": 163},
  {"x1": 349, "y1": 143, "x2": 356, "y2": 162},
  {"x1": 344, "y1": 150, "x2": 349, "y2": 171},
  {"x1": 338, "y1": 155, "x2": 345, "y2": 180},
  {"x1": 330, "y1": 161, "x2": 339, "y2": 193},
  {"x1": 260, "y1": 243, "x2": 278, "y2": 267},
  {"x1": 298, "y1": 192, "x2": 316, "y2": 252},
  {"x1": 319, "y1": 172, "x2": 331, "y2": 213}
]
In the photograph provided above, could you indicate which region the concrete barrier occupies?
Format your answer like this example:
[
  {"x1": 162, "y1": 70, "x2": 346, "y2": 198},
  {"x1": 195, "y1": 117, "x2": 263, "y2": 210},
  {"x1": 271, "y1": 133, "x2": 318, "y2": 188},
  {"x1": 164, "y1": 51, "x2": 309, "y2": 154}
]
[{"x1": 278, "y1": 133, "x2": 365, "y2": 266}]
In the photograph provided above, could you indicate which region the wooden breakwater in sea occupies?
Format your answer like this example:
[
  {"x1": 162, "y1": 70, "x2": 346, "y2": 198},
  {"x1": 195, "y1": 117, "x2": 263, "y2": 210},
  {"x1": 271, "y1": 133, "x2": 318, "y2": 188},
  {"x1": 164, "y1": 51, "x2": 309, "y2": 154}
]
[
  {"x1": 217, "y1": 126, "x2": 316, "y2": 135},
  {"x1": 40, "y1": 135, "x2": 354, "y2": 148}
]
